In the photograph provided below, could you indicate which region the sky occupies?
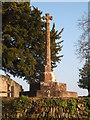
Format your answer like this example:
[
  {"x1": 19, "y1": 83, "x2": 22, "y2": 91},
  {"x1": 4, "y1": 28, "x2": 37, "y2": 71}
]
[{"x1": 0, "y1": 2, "x2": 88, "y2": 96}]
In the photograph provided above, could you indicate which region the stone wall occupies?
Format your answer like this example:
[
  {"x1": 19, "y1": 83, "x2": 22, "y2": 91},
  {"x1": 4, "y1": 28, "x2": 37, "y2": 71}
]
[
  {"x1": 0, "y1": 75, "x2": 23, "y2": 97},
  {"x1": 2, "y1": 96, "x2": 90, "y2": 119}
]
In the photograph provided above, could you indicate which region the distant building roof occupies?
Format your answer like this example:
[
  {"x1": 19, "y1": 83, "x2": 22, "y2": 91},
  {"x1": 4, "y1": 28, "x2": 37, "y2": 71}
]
[{"x1": 0, "y1": 75, "x2": 22, "y2": 87}]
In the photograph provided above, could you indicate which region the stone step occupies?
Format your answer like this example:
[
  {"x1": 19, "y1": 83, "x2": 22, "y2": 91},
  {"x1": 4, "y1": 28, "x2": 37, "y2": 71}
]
[
  {"x1": 30, "y1": 81, "x2": 67, "y2": 92},
  {"x1": 40, "y1": 81, "x2": 66, "y2": 92},
  {"x1": 36, "y1": 90, "x2": 77, "y2": 98}
]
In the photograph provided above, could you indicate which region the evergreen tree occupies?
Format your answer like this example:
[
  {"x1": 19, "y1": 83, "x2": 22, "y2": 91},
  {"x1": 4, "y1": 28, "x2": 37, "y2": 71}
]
[
  {"x1": 2, "y1": 2, "x2": 63, "y2": 84},
  {"x1": 51, "y1": 23, "x2": 63, "y2": 70},
  {"x1": 78, "y1": 60, "x2": 90, "y2": 96}
]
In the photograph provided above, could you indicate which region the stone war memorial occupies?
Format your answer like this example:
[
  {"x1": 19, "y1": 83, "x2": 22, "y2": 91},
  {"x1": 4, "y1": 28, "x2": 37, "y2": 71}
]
[{"x1": 21, "y1": 13, "x2": 78, "y2": 98}]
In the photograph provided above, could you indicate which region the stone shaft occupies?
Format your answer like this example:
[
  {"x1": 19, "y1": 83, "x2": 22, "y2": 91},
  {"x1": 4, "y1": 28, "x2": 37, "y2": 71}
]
[
  {"x1": 43, "y1": 13, "x2": 52, "y2": 73},
  {"x1": 45, "y1": 14, "x2": 51, "y2": 67},
  {"x1": 42, "y1": 13, "x2": 53, "y2": 82}
]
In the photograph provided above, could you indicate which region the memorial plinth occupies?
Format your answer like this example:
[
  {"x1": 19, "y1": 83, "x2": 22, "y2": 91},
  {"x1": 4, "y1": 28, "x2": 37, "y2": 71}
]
[{"x1": 23, "y1": 81, "x2": 77, "y2": 98}]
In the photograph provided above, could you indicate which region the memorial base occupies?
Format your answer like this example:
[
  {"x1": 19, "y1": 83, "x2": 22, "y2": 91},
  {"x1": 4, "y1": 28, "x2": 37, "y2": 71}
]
[{"x1": 21, "y1": 81, "x2": 78, "y2": 98}]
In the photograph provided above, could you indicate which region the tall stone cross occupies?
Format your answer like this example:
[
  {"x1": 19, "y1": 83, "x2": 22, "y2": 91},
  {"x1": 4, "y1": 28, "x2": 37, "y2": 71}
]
[{"x1": 43, "y1": 13, "x2": 53, "y2": 82}]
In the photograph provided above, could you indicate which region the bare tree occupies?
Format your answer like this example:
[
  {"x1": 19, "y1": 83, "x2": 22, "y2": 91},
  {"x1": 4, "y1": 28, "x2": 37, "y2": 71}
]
[
  {"x1": 76, "y1": 12, "x2": 90, "y2": 61},
  {"x1": 76, "y1": 5, "x2": 90, "y2": 96}
]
